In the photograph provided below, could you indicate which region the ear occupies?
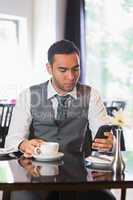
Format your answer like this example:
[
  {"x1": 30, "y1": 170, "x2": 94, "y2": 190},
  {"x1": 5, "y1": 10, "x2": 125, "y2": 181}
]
[{"x1": 46, "y1": 63, "x2": 52, "y2": 75}]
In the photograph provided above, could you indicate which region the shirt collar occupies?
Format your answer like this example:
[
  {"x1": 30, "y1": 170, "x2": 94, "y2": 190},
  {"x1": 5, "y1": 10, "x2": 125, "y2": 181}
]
[{"x1": 47, "y1": 80, "x2": 77, "y2": 99}]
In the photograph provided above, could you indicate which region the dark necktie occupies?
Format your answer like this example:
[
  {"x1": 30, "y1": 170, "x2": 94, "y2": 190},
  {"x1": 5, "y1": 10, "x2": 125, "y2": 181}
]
[{"x1": 56, "y1": 95, "x2": 70, "y2": 121}]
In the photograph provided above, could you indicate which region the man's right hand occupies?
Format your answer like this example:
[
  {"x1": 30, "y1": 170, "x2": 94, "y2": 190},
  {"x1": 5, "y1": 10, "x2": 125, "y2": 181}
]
[
  {"x1": 18, "y1": 158, "x2": 40, "y2": 177},
  {"x1": 19, "y1": 139, "x2": 45, "y2": 158}
]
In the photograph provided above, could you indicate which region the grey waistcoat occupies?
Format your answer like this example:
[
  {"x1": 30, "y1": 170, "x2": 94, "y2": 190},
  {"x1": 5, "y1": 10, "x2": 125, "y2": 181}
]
[{"x1": 30, "y1": 81, "x2": 92, "y2": 154}]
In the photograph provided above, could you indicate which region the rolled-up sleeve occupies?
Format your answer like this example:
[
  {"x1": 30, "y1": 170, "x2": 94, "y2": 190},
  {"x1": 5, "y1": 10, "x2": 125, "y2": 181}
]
[
  {"x1": 5, "y1": 88, "x2": 32, "y2": 150},
  {"x1": 88, "y1": 88, "x2": 110, "y2": 139}
]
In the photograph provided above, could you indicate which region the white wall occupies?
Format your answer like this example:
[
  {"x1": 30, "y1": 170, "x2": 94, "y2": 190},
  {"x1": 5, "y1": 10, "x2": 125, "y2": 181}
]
[
  {"x1": 32, "y1": 0, "x2": 56, "y2": 83},
  {"x1": 0, "y1": 0, "x2": 34, "y2": 98},
  {"x1": 0, "y1": 0, "x2": 66, "y2": 98},
  {"x1": 0, "y1": 0, "x2": 32, "y2": 16},
  {"x1": 56, "y1": 0, "x2": 67, "y2": 40},
  {"x1": 0, "y1": 0, "x2": 33, "y2": 63},
  {"x1": 32, "y1": 0, "x2": 67, "y2": 84}
]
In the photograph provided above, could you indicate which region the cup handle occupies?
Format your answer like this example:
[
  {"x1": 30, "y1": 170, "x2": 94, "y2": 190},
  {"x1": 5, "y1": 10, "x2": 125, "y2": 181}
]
[{"x1": 34, "y1": 147, "x2": 41, "y2": 155}]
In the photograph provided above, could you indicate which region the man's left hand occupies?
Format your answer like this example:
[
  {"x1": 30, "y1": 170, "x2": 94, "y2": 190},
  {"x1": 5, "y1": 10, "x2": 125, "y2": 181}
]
[{"x1": 92, "y1": 132, "x2": 113, "y2": 152}]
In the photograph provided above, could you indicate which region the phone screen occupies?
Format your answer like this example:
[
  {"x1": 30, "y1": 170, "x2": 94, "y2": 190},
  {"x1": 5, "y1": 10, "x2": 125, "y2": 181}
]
[{"x1": 95, "y1": 125, "x2": 113, "y2": 139}]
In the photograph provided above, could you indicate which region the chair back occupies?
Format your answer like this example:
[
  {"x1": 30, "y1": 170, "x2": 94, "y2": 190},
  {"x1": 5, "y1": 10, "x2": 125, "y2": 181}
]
[
  {"x1": 104, "y1": 100, "x2": 126, "y2": 117},
  {"x1": 106, "y1": 106, "x2": 118, "y2": 116},
  {"x1": 111, "y1": 101, "x2": 126, "y2": 110},
  {"x1": 0, "y1": 103, "x2": 15, "y2": 147}
]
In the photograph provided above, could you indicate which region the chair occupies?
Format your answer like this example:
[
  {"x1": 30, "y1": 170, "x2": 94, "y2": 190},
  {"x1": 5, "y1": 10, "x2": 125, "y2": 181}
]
[
  {"x1": 0, "y1": 103, "x2": 15, "y2": 200},
  {"x1": 104, "y1": 100, "x2": 126, "y2": 117},
  {"x1": 111, "y1": 101, "x2": 126, "y2": 111},
  {"x1": 106, "y1": 106, "x2": 118, "y2": 117},
  {"x1": 0, "y1": 103, "x2": 15, "y2": 147}
]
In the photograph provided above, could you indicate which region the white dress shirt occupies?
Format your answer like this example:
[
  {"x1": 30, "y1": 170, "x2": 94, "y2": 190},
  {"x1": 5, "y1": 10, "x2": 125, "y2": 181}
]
[{"x1": 5, "y1": 81, "x2": 109, "y2": 150}]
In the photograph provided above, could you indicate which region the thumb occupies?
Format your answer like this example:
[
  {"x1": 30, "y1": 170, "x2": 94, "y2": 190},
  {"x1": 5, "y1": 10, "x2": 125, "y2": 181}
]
[
  {"x1": 23, "y1": 152, "x2": 32, "y2": 158},
  {"x1": 104, "y1": 132, "x2": 111, "y2": 137}
]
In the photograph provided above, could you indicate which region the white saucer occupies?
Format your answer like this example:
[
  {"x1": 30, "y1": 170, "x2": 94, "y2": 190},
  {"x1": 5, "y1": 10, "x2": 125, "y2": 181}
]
[{"x1": 33, "y1": 152, "x2": 64, "y2": 162}]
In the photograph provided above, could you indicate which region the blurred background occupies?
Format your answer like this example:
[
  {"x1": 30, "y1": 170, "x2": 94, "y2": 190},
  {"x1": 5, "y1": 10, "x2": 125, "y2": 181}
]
[
  {"x1": 0, "y1": 0, "x2": 132, "y2": 99},
  {"x1": 0, "y1": 0, "x2": 132, "y2": 137}
]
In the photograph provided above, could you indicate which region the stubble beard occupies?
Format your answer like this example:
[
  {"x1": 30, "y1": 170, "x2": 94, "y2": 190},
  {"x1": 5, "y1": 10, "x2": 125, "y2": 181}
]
[{"x1": 51, "y1": 78, "x2": 77, "y2": 94}]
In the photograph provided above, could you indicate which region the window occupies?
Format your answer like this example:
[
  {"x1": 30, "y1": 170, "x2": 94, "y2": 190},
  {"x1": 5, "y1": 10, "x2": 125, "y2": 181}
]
[
  {"x1": 0, "y1": 15, "x2": 32, "y2": 100},
  {"x1": 0, "y1": 19, "x2": 18, "y2": 99},
  {"x1": 85, "y1": 0, "x2": 133, "y2": 120}
]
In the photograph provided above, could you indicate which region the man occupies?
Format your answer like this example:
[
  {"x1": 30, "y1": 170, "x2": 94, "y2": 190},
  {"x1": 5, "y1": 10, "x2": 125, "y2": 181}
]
[
  {"x1": 5, "y1": 39, "x2": 113, "y2": 156},
  {"x1": 5, "y1": 40, "x2": 115, "y2": 200}
]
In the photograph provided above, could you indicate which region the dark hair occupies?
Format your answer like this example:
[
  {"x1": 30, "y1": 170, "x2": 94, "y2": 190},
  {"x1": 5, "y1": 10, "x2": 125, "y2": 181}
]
[{"x1": 47, "y1": 39, "x2": 80, "y2": 64}]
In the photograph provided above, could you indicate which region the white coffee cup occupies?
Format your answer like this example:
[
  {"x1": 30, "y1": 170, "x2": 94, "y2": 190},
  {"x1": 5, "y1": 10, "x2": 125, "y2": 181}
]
[
  {"x1": 34, "y1": 142, "x2": 59, "y2": 156},
  {"x1": 33, "y1": 162, "x2": 59, "y2": 176}
]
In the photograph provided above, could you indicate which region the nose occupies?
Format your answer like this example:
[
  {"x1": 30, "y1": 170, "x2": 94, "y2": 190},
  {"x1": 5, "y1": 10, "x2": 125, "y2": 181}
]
[{"x1": 67, "y1": 71, "x2": 75, "y2": 81}]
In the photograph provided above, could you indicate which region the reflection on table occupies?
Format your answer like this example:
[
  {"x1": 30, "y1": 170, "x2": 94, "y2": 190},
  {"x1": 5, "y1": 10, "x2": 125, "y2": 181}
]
[{"x1": 0, "y1": 151, "x2": 133, "y2": 191}]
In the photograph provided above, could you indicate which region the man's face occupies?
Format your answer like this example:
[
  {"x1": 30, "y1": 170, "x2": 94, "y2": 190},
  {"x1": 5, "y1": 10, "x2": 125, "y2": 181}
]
[{"x1": 47, "y1": 53, "x2": 80, "y2": 95}]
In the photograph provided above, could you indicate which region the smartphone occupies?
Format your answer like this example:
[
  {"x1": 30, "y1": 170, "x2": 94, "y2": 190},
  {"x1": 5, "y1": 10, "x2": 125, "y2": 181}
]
[
  {"x1": 92, "y1": 125, "x2": 113, "y2": 152},
  {"x1": 93, "y1": 125, "x2": 125, "y2": 151},
  {"x1": 95, "y1": 125, "x2": 113, "y2": 139}
]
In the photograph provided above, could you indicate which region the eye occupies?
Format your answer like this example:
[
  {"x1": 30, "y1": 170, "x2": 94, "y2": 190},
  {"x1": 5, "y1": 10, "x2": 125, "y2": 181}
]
[
  {"x1": 59, "y1": 67, "x2": 67, "y2": 72},
  {"x1": 73, "y1": 66, "x2": 80, "y2": 71}
]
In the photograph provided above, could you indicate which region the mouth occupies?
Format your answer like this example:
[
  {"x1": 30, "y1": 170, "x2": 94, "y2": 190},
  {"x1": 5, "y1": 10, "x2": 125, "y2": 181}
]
[{"x1": 64, "y1": 83, "x2": 75, "y2": 88}]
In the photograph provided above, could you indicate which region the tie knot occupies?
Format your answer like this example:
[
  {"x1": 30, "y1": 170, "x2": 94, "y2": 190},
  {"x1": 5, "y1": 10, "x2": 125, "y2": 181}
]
[{"x1": 56, "y1": 94, "x2": 70, "y2": 106}]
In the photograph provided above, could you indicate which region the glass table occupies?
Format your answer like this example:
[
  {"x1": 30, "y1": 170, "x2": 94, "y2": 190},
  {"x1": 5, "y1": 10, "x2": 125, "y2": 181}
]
[{"x1": 0, "y1": 151, "x2": 133, "y2": 200}]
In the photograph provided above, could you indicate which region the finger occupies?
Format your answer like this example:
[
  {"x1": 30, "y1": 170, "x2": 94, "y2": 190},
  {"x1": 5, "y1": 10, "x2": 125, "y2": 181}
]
[
  {"x1": 20, "y1": 140, "x2": 34, "y2": 154},
  {"x1": 104, "y1": 132, "x2": 113, "y2": 139},
  {"x1": 94, "y1": 139, "x2": 113, "y2": 147},
  {"x1": 94, "y1": 134, "x2": 113, "y2": 146},
  {"x1": 92, "y1": 141, "x2": 112, "y2": 150},
  {"x1": 21, "y1": 143, "x2": 35, "y2": 156},
  {"x1": 23, "y1": 152, "x2": 33, "y2": 158},
  {"x1": 29, "y1": 139, "x2": 45, "y2": 147},
  {"x1": 93, "y1": 176, "x2": 107, "y2": 181},
  {"x1": 92, "y1": 174, "x2": 105, "y2": 180},
  {"x1": 32, "y1": 139, "x2": 45, "y2": 143},
  {"x1": 91, "y1": 171, "x2": 104, "y2": 177},
  {"x1": 27, "y1": 140, "x2": 47, "y2": 155},
  {"x1": 32, "y1": 166, "x2": 40, "y2": 177},
  {"x1": 94, "y1": 138, "x2": 109, "y2": 144},
  {"x1": 24, "y1": 141, "x2": 45, "y2": 157},
  {"x1": 93, "y1": 141, "x2": 112, "y2": 148},
  {"x1": 95, "y1": 132, "x2": 113, "y2": 142}
]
